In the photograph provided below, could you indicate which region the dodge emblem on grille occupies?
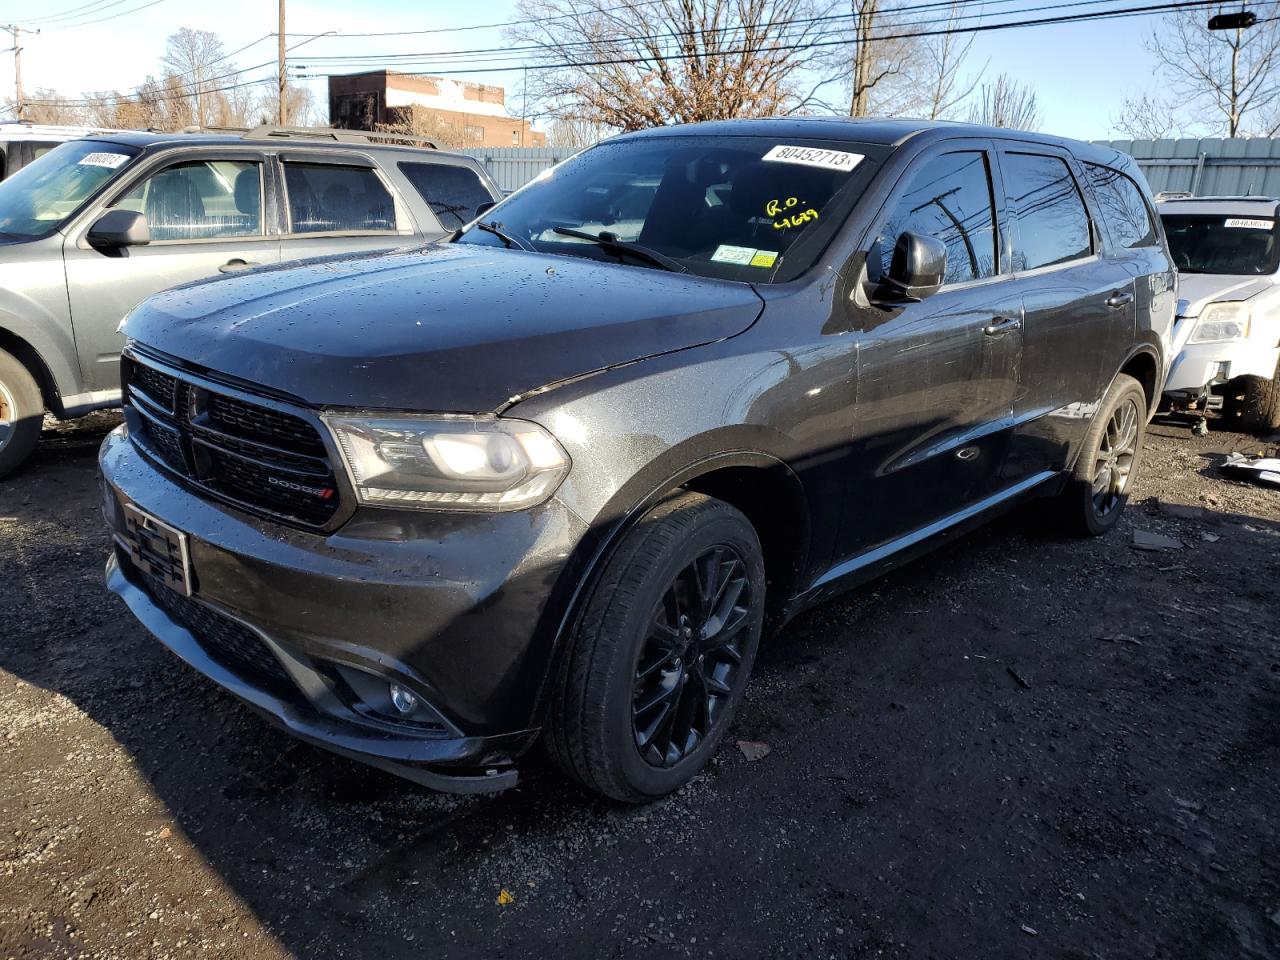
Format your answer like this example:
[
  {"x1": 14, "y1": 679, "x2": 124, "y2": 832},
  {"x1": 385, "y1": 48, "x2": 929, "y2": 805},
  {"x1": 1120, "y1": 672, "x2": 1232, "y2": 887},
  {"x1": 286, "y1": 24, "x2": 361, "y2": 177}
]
[{"x1": 267, "y1": 476, "x2": 335, "y2": 499}]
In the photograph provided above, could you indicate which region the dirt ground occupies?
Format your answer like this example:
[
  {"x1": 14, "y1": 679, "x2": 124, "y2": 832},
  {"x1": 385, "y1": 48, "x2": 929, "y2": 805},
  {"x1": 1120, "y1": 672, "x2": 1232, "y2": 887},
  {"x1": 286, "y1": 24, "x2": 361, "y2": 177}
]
[{"x1": 1, "y1": 411, "x2": 1277, "y2": 960}]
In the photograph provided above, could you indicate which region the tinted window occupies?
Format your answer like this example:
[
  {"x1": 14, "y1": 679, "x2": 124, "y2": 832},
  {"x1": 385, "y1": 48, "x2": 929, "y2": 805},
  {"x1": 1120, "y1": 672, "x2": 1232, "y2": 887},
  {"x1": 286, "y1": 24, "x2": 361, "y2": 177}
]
[
  {"x1": 283, "y1": 163, "x2": 395, "y2": 234},
  {"x1": 454, "y1": 136, "x2": 886, "y2": 283},
  {"x1": 1085, "y1": 163, "x2": 1155, "y2": 249},
  {"x1": 1160, "y1": 213, "x2": 1280, "y2": 275},
  {"x1": 877, "y1": 150, "x2": 997, "y2": 284},
  {"x1": 1004, "y1": 153, "x2": 1092, "y2": 270},
  {"x1": 116, "y1": 159, "x2": 262, "y2": 241},
  {"x1": 399, "y1": 162, "x2": 491, "y2": 230}
]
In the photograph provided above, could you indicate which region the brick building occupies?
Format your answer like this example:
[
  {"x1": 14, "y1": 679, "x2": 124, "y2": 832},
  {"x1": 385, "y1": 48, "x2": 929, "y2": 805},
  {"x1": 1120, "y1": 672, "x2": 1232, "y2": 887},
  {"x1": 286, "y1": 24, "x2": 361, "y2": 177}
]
[{"x1": 328, "y1": 71, "x2": 545, "y2": 149}]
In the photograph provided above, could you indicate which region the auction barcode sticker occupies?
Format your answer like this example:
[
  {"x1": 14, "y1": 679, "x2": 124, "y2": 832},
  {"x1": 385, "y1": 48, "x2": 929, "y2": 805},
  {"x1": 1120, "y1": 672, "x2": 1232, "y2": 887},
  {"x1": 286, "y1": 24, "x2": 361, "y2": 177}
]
[
  {"x1": 78, "y1": 152, "x2": 130, "y2": 169},
  {"x1": 762, "y1": 145, "x2": 863, "y2": 173},
  {"x1": 1224, "y1": 217, "x2": 1273, "y2": 229}
]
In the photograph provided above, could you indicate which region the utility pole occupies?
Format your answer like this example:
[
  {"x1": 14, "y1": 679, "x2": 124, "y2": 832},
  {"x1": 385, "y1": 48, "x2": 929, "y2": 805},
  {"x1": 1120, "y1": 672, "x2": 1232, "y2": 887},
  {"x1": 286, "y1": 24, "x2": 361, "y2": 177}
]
[
  {"x1": 2, "y1": 24, "x2": 35, "y2": 122},
  {"x1": 277, "y1": 0, "x2": 287, "y2": 125}
]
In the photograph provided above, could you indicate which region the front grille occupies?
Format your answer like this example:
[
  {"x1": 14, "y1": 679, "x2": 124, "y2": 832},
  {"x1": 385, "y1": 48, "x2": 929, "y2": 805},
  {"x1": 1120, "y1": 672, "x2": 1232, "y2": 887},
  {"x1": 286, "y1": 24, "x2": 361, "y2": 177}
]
[
  {"x1": 124, "y1": 355, "x2": 341, "y2": 529},
  {"x1": 139, "y1": 570, "x2": 297, "y2": 699}
]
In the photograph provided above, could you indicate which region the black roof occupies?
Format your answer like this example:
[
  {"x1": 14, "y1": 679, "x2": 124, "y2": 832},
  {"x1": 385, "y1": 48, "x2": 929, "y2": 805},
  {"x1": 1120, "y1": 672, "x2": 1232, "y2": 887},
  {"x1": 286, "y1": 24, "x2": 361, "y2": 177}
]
[{"x1": 614, "y1": 116, "x2": 1130, "y2": 164}]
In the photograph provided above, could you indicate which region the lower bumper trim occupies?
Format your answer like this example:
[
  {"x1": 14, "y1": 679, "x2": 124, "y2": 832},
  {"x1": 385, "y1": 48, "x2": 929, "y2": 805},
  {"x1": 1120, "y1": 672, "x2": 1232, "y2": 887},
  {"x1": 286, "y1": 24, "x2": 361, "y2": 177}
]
[{"x1": 106, "y1": 554, "x2": 519, "y2": 795}]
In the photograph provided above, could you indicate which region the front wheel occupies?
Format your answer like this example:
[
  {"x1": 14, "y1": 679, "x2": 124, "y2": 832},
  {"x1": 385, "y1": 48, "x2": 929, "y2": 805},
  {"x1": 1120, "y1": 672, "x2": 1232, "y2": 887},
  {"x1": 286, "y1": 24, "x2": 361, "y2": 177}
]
[
  {"x1": 0, "y1": 349, "x2": 44, "y2": 480},
  {"x1": 1052, "y1": 373, "x2": 1148, "y2": 537},
  {"x1": 1222, "y1": 362, "x2": 1280, "y2": 435},
  {"x1": 544, "y1": 491, "x2": 765, "y2": 803}
]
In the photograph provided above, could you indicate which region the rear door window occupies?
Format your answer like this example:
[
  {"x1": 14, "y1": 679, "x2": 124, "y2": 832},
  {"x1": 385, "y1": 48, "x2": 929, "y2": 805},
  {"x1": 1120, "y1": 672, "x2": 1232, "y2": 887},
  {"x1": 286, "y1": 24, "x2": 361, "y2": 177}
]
[
  {"x1": 283, "y1": 163, "x2": 396, "y2": 234},
  {"x1": 1004, "y1": 153, "x2": 1093, "y2": 270},
  {"x1": 875, "y1": 150, "x2": 998, "y2": 285},
  {"x1": 399, "y1": 162, "x2": 492, "y2": 230},
  {"x1": 115, "y1": 158, "x2": 263, "y2": 241},
  {"x1": 1084, "y1": 163, "x2": 1156, "y2": 250}
]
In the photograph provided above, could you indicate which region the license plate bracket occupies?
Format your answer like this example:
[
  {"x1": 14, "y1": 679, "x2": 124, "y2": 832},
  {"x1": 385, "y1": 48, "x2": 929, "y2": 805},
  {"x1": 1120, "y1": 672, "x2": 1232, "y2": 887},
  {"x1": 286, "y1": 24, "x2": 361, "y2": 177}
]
[{"x1": 121, "y1": 503, "x2": 193, "y2": 597}]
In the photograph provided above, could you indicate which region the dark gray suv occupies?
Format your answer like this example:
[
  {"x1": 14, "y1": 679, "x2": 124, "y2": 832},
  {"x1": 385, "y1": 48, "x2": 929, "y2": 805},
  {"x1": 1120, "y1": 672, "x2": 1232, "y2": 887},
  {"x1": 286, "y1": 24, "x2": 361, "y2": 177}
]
[
  {"x1": 99, "y1": 118, "x2": 1176, "y2": 802},
  {"x1": 0, "y1": 126, "x2": 500, "y2": 476}
]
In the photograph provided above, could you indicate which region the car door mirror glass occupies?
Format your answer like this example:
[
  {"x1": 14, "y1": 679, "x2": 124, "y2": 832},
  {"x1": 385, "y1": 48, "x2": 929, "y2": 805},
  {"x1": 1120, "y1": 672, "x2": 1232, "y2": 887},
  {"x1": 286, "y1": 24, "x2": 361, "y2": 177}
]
[
  {"x1": 877, "y1": 231, "x2": 946, "y2": 302},
  {"x1": 87, "y1": 209, "x2": 150, "y2": 248}
]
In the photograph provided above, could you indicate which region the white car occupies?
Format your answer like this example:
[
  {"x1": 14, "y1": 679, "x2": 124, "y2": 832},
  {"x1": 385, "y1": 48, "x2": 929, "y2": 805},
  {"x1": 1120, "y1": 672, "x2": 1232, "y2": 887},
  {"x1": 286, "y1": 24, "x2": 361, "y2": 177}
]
[{"x1": 1158, "y1": 196, "x2": 1280, "y2": 433}]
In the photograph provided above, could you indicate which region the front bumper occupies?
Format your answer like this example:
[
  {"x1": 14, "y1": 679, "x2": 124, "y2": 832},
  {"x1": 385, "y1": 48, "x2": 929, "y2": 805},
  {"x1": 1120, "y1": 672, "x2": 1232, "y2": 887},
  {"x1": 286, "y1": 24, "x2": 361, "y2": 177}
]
[
  {"x1": 100, "y1": 424, "x2": 589, "y2": 792},
  {"x1": 1164, "y1": 337, "x2": 1280, "y2": 393}
]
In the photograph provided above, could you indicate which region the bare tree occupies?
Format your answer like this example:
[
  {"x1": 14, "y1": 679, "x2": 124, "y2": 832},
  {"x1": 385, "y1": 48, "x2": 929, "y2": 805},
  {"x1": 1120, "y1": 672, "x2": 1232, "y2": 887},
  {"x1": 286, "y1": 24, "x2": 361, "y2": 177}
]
[
  {"x1": 257, "y1": 82, "x2": 316, "y2": 128},
  {"x1": 4, "y1": 88, "x2": 83, "y2": 124},
  {"x1": 1111, "y1": 93, "x2": 1183, "y2": 139},
  {"x1": 1136, "y1": 4, "x2": 1280, "y2": 136},
  {"x1": 914, "y1": 0, "x2": 984, "y2": 119},
  {"x1": 508, "y1": 0, "x2": 840, "y2": 129},
  {"x1": 373, "y1": 104, "x2": 470, "y2": 149},
  {"x1": 545, "y1": 116, "x2": 615, "y2": 149},
  {"x1": 161, "y1": 27, "x2": 227, "y2": 129},
  {"x1": 966, "y1": 73, "x2": 1040, "y2": 129}
]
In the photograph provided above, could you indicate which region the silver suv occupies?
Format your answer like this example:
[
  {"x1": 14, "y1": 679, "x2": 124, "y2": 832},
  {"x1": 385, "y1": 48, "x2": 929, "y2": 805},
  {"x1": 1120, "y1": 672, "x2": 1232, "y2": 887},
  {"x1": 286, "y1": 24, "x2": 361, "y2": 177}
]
[{"x1": 0, "y1": 126, "x2": 501, "y2": 476}]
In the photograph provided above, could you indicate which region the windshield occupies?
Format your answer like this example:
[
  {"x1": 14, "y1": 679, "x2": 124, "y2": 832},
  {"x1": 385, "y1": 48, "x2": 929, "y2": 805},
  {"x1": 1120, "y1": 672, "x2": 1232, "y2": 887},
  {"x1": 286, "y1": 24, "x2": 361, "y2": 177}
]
[
  {"x1": 0, "y1": 139, "x2": 140, "y2": 240},
  {"x1": 455, "y1": 135, "x2": 885, "y2": 282},
  {"x1": 1161, "y1": 212, "x2": 1280, "y2": 275}
]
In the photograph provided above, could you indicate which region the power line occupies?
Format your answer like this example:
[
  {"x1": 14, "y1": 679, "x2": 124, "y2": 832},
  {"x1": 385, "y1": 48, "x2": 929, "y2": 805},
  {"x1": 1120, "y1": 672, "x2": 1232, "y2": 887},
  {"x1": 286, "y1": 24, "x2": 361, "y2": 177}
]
[
  {"x1": 41, "y1": 0, "x2": 167, "y2": 30},
  {"x1": 21, "y1": 0, "x2": 1235, "y2": 107}
]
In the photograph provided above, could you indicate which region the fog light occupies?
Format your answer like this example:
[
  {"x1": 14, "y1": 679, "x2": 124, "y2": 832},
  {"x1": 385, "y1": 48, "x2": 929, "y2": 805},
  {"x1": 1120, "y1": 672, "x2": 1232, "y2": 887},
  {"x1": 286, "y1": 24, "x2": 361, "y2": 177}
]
[{"x1": 389, "y1": 683, "x2": 418, "y2": 714}]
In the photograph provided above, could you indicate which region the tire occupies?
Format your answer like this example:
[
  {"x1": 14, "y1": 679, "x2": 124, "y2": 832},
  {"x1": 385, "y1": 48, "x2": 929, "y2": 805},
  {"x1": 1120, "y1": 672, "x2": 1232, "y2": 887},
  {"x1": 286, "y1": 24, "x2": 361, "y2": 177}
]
[
  {"x1": 0, "y1": 349, "x2": 43, "y2": 480},
  {"x1": 1222, "y1": 362, "x2": 1280, "y2": 435},
  {"x1": 1052, "y1": 373, "x2": 1148, "y2": 538},
  {"x1": 544, "y1": 491, "x2": 766, "y2": 803}
]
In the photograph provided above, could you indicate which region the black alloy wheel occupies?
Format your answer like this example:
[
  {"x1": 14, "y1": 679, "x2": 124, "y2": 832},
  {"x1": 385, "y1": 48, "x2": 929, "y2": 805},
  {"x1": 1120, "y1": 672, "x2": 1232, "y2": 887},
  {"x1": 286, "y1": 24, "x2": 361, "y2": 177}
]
[{"x1": 632, "y1": 544, "x2": 751, "y2": 768}]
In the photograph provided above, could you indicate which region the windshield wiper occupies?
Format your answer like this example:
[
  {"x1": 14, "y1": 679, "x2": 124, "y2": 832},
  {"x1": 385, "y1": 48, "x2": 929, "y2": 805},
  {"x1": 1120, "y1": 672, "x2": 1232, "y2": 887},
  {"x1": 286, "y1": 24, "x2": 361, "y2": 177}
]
[
  {"x1": 551, "y1": 227, "x2": 687, "y2": 273},
  {"x1": 472, "y1": 220, "x2": 528, "y2": 251}
]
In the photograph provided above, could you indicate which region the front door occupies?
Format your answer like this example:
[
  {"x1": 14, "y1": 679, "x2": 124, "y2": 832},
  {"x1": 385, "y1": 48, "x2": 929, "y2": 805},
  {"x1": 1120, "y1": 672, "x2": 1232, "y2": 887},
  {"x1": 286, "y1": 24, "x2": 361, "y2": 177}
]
[
  {"x1": 838, "y1": 145, "x2": 1023, "y2": 561},
  {"x1": 63, "y1": 154, "x2": 281, "y2": 392}
]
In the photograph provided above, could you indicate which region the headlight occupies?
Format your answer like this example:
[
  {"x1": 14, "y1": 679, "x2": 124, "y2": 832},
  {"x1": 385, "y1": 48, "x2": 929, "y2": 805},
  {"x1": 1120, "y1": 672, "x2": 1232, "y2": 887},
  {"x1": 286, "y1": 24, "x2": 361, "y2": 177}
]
[
  {"x1": 323, "y1": 414, "x2": 570, "y2": 512},
  {"x1": 1189, "y1": 302, "x2": 1251, "y2": 343}
]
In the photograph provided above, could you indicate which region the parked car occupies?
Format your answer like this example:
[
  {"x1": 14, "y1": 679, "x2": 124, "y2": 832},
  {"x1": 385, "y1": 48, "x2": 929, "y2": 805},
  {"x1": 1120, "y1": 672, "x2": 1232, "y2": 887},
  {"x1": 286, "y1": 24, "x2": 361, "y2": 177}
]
[
  {"x1": 100, "y1": 119, "x2": 1175, "y2": 802},
  {"x1": 0, "y1": 122, "x2": 112, "y2": 180},
  {"x1": 1157, "y1": 196, "x2": 1280, "y2": 433},
  {"x1": 0, "y1": 125, "x2": 501, "y2": 476}
]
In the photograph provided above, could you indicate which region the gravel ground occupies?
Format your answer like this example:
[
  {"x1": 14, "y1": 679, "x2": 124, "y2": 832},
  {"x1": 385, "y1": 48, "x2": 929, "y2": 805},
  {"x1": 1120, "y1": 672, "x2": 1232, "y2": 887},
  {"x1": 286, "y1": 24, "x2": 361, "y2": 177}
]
[{"x1": 1, "y1": 411, "x2": 1278, "y2": 960}]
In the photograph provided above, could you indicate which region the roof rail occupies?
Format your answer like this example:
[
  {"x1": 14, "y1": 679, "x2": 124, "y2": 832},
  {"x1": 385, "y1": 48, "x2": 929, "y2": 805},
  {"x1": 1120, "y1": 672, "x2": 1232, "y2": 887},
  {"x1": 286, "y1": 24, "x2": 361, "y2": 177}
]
[{"x1": 241, "y1": 125, "x2": 437, "y2": 150}]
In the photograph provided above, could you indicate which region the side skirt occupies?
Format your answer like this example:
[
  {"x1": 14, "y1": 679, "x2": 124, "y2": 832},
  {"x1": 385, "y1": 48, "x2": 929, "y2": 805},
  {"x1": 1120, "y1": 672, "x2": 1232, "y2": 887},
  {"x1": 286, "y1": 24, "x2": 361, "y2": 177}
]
[{"x1": 784, "y1": 470, "x2": 1059, "y2": 620}]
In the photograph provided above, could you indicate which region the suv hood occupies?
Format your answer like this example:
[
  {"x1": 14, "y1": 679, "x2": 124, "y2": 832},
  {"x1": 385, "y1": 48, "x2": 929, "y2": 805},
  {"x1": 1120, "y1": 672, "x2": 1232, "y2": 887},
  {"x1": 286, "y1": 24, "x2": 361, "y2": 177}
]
[
  {"x1": 1177, "y1": 272, "x2": 1277, "y2": 318},
  {"x1": 123, "y1": 244, "x2": 765, "y2": 412}
]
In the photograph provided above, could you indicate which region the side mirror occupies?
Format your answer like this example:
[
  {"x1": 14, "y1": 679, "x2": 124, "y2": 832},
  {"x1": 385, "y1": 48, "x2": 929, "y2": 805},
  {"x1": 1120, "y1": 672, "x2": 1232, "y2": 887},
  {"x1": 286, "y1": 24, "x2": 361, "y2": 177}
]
[
  {"x1": 88, "y1": 209, "x2": 150, "y2": 249},
  {"x1": 878, "y1": 231, "x2": 946, "y2": 302},
  {"x1": 474, "y1": 200, "x2": 497, "y2": 219}
]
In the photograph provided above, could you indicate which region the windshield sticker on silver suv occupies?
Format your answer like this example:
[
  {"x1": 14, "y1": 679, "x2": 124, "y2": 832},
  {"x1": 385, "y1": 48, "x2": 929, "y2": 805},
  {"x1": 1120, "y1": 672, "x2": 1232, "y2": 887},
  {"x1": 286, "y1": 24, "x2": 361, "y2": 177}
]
[
  {"x1": 1224, "y1": 217, "x2": 1273, "y2": 229},
  {"x1": 762, "y1": 145, "x2": 863, "y2": 173},
  {"x1": 77, "y1": 152, "x2": 130, "y2": 169}
]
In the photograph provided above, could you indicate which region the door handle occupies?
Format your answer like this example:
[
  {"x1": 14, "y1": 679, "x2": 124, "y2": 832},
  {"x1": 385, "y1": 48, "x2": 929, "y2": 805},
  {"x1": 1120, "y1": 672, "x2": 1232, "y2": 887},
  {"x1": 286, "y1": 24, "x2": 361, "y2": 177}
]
[
  {"x1": 219, "y1": 259, "x2": 260, "y2": 273},
  {"x1": 982, "y1": 315, "x2": 1022, "y2": 336},
  {"x1": 1105, "y1": 290, "x2": 1134, "y2": 309}
]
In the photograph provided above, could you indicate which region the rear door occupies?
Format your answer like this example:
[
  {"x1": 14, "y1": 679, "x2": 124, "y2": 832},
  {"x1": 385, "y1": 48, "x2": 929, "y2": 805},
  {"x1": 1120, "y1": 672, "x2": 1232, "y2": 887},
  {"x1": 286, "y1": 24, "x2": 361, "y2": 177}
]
[
  {"x1": 839, "y1": 142, "x2": 1023, "y2": 559},
  {"x1": 276, "y1": 154, "x2": 419, "y2": 262},
  {"x1": 63, "y1": 150, "x2": 281, "y2": 392},
  {"x1": 995, "y1": 147, "x2": 1135, "y2": 480}
]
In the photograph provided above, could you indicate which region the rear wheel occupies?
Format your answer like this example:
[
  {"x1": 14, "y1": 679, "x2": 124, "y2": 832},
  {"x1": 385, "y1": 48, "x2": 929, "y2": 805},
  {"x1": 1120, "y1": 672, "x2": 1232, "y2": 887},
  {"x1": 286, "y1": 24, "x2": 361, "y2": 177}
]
[
  {"x1": 544, "y1": 491, "x2": 765, "y2": 802},
  {"x1": 1052, "y1": 373, "x2": 1148, "y2": 537},
  {"x1": 0, "y1": 349, "x2": 43, "y2": 480},
  {"x1": 1221, "y1": 362, "x2": 1280, "y2": 435}
]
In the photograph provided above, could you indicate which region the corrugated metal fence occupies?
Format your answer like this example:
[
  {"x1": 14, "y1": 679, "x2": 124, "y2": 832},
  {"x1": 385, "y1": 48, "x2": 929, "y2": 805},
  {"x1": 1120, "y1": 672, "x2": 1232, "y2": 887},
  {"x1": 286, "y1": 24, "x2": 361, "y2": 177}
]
[
  {"x1": 463, "y1": 139, "x2": 1280, "y2": 197},
  {"x1": 456, "y1": 146, "x2": 575, "y2": 193},
  {"x1": 1092, "y1": 138, "x2": 1280, "y2": 197}
]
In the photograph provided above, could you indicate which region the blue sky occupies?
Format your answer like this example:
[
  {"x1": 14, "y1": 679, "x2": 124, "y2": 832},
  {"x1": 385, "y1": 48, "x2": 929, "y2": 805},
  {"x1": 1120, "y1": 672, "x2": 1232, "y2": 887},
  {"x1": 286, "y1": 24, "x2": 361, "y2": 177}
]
[{"x1": 0, "y1": 0, "x2": 1165, "y2": 140}]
